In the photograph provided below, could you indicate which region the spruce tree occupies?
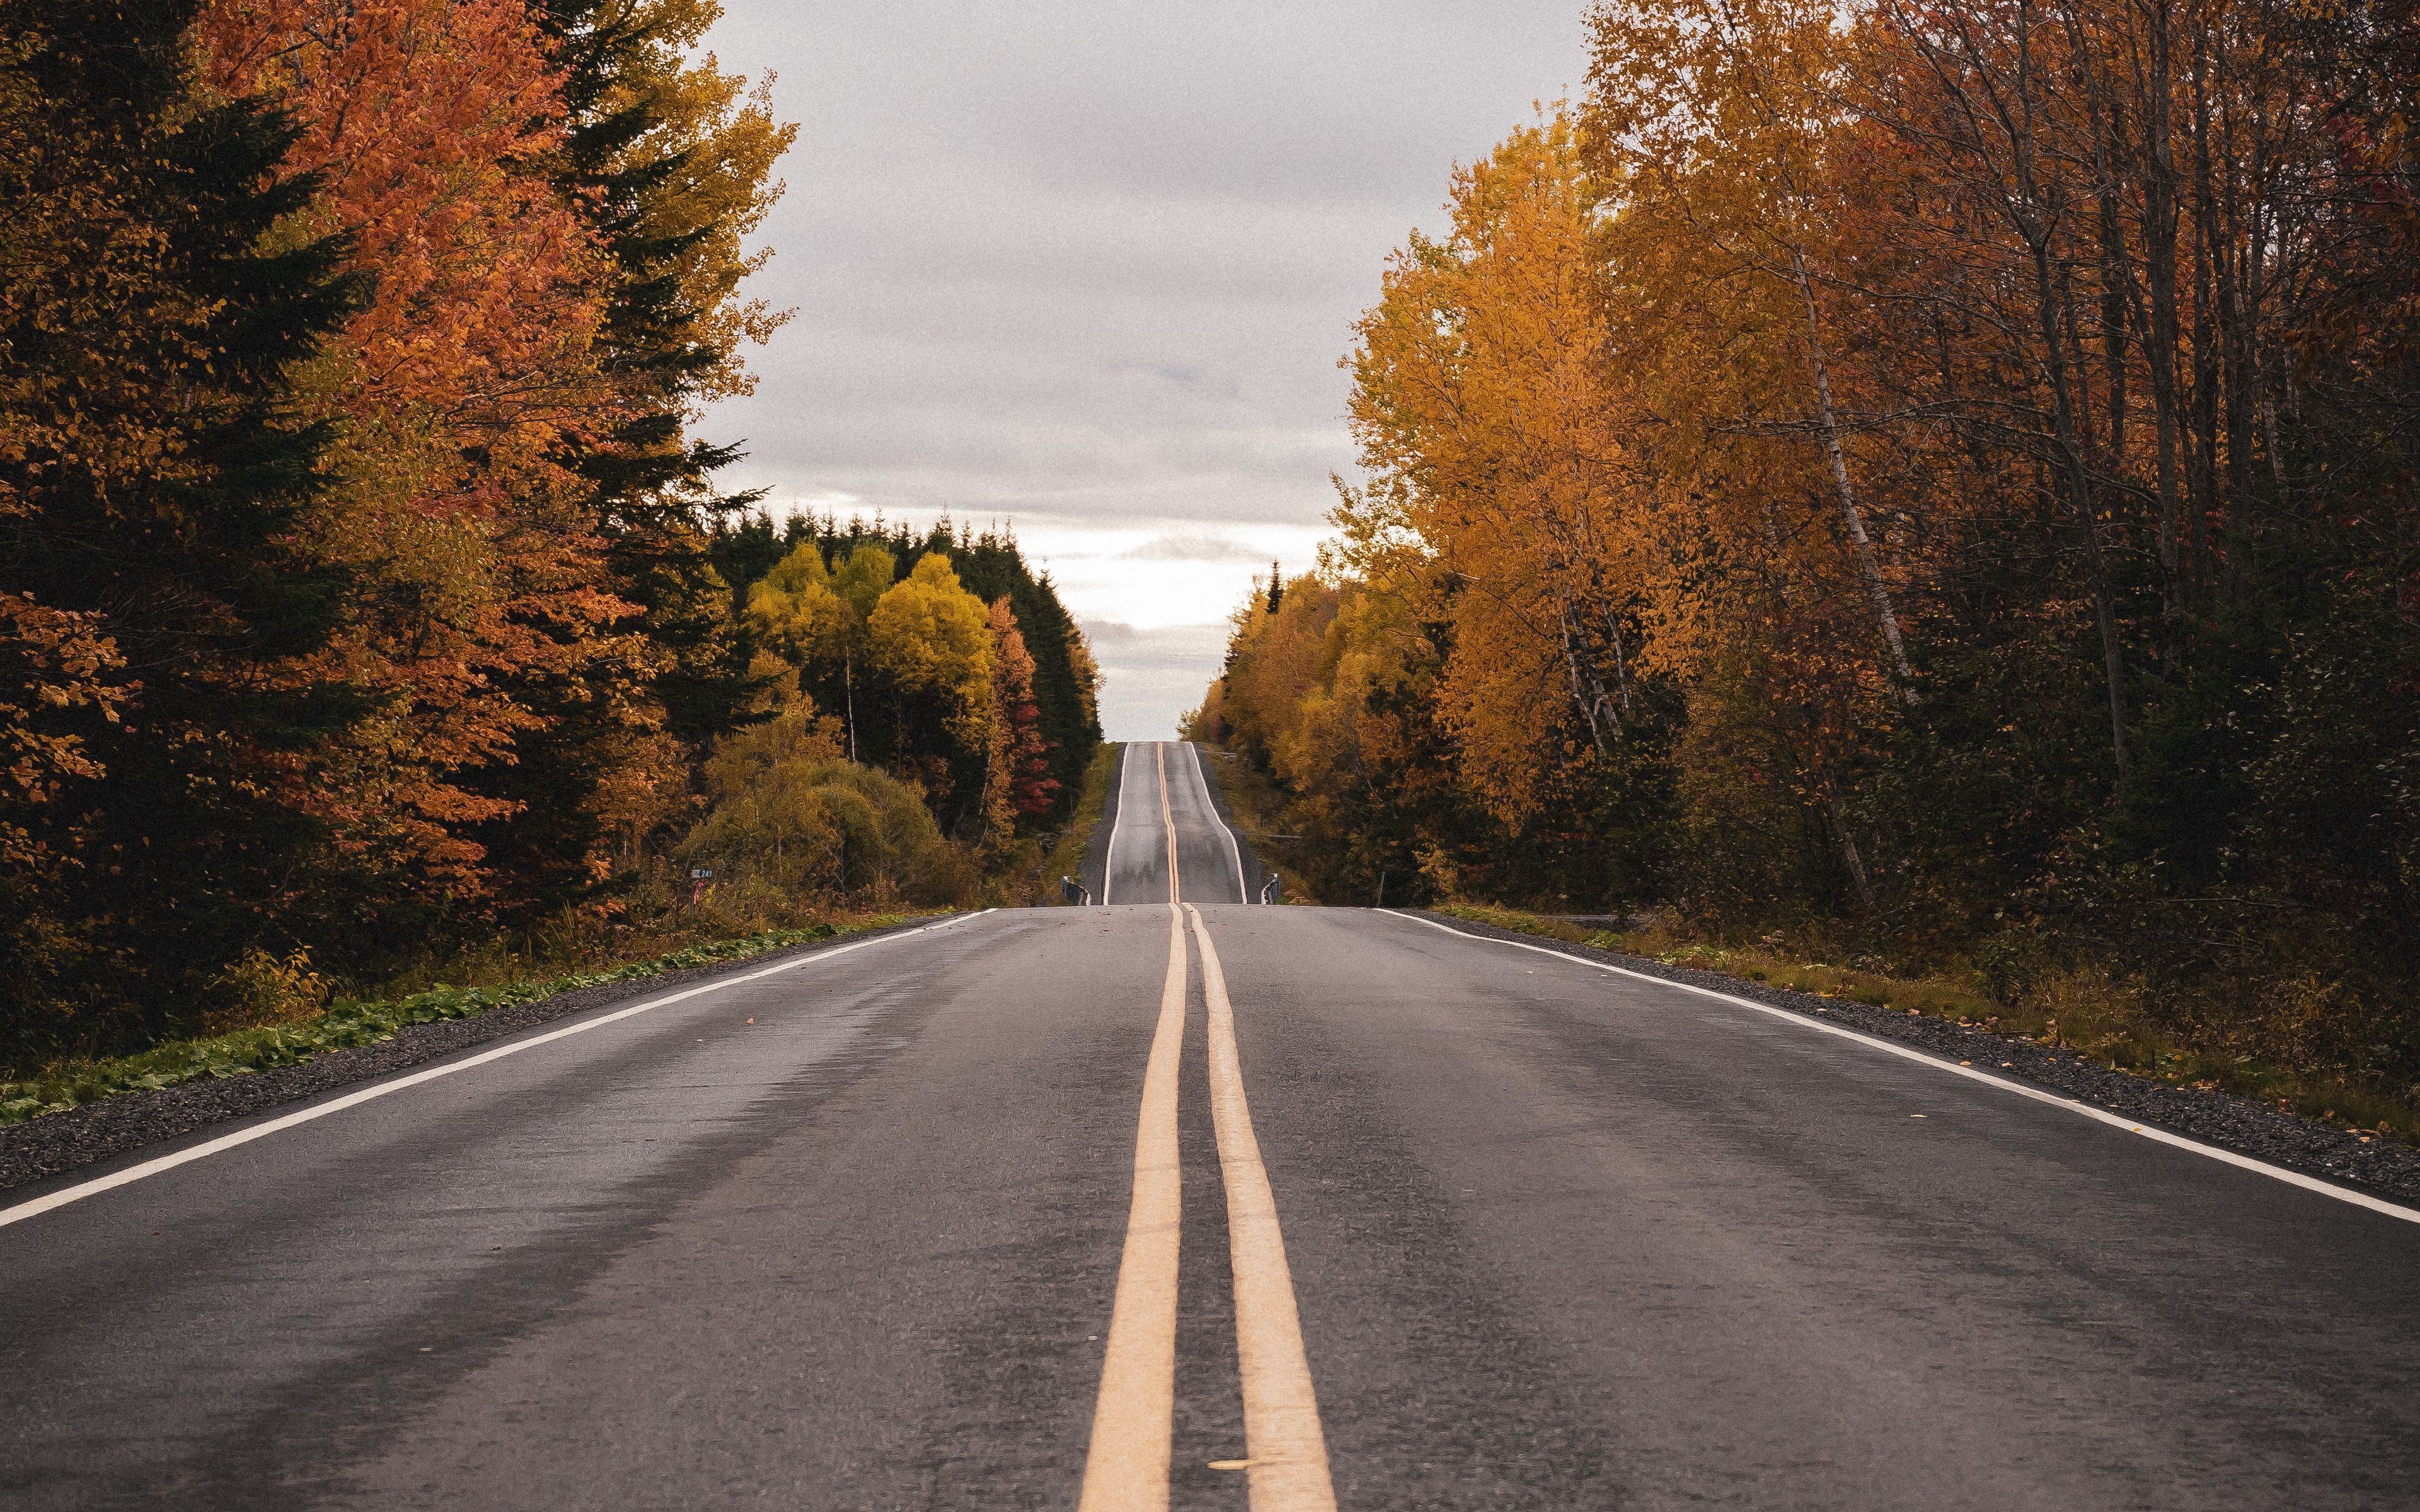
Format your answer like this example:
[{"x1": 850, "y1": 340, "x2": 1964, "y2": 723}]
[
  {"x1": 464, "y1": 0, "x2": 793, "y2": 907},
  {"x1": 0, "y1": 0, "x2": 364, "y2": 1062}
]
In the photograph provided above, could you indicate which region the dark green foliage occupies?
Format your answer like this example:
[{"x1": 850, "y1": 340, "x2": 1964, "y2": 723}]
[
  {"x1": 0, "y1": 0, "x2": 366, "y2": 1071},
  {"x1": 459, "y1": 0, "x2": 788, "y2": 920}
]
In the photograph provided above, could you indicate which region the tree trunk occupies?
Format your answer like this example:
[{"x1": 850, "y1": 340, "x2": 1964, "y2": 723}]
[
  {"x1": 2188, "y1": 23, "x2": 2224, "y2": 590},
  {"x1": 1821, "y1": 766, "x2": 1877, "y2": 910},
  {"x1": 1793, "y1": 250, "x2": 1917, "y2": 701},
  {"x1": 2140, "y1": 0, "x2": 2188, "y2": 629},
  {"x1": 2008, "y1": 0, "x2": 2133, "y2": 779}
]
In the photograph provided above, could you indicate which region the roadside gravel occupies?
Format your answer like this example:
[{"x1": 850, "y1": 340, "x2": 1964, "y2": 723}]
[
  {"x1": 1414, "y1": 910, "x2": 2420, "y2": 1209},
  {"x1": 1078, "y1": 743, "x2": 1126, "y2": 905},
  {"x1": 0, "y1": 917, "x2": 954, "y2": 1196}
]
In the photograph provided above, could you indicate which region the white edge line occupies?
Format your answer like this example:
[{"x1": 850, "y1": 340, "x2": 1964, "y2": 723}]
[
  {"x1": 0, "y1": 910, "x2": 1000, "y2": 1232},
  {"x1": 1100, "y1": 743, "x2": 1133, "y2": 907},
  {"x1": 1185, "y1": 742, "x2": 1250, "y2": 904},
  {"x1": 1376, "y1": 908, "x2": 2420, "y2": 1227}
]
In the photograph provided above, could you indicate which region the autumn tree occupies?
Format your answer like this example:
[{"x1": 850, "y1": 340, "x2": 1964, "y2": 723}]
[
  {"x1": 864, "y1": 553, "x2": 994, "y2": 827},
  {"x1": 0, "y1": 0, "x2": 808, "y2": 1068},
  {"x1": 461, "y1": 0, "x2": 795, "y2": 903},
  {"x1": 986, "y1": 596, "x2": 1059, "y2": 838},
  {"x1": 674, "y1": 697, "x2": 964, "y2": 904},
  {"x1": 1207, "y1": 0, "x2": 2416, "y2": 1091},
  {"x1": 1340, "y1": 111, "x2": 1681, "y2": 893},
  {"x1": 191, "y1": 0, "x2": 653, "y2": 921},
  {"x1": 1, "y1": 0, "x2": 366, "y2": 1062},
  {"x1": 720, "y1": 515, "x2": 1102, "y2": 830}
]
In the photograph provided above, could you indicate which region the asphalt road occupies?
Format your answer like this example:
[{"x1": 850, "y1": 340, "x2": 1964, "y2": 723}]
[
  {"x1": 1100, "y1": 741, "x2": 1251, "y2": 905},
  {"x1": 3, "y1": 740, "x2": 2416, "y2": 1509}
]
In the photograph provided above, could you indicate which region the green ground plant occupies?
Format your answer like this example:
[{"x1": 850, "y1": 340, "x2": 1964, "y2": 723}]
[{"x1": 0, "y1": 913, "x2": 926, "y2": 1126}]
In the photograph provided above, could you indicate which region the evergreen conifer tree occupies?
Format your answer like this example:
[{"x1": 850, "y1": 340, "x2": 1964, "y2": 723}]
[
  {"x1": 0, "y1": 0, "x2": 365, "y2": 1060},
  {"x1": 464, "y1": 0, "x2": 797, "y2": 906}
]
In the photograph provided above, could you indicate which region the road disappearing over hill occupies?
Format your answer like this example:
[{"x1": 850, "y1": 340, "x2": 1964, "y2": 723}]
[
  {"x1": 3, "y1": 742, "x2": 2416, "y2": 1509},
  {"x1": 1099, "y1": 739, "x2": 1253, "y2": 905}
]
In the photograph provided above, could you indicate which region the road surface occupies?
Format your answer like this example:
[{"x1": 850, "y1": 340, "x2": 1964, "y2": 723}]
[
  {"x1": 3, "y1": 740, "x2": 2415, "y2": 1509},
  {"x1": 1095, "y1": 740, "x2": 1255, "y2": 905}
]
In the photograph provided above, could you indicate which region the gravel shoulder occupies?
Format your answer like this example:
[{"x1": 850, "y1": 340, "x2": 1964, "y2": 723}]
[
  {"x1": 0, "y1": 916, "x2": 957, "y2": 1196},
  {"x1": 1410, "y1": 909, "x2": 2420, "y2": 1209},
  {"x1": 1077, "y1": 742, "x2": 1126, "y2": 904}
]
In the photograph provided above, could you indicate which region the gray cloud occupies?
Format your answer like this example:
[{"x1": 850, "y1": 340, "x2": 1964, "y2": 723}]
[
  {"x1": 1081, "y1": 622, "x2": 1234, "y2": 741},
  {"x1": 1119, "y1": 534, "x2": 1267, "y2": 563},
  {"x1": 701, "y1": 0, "x2": 1588, "y2": 732}
]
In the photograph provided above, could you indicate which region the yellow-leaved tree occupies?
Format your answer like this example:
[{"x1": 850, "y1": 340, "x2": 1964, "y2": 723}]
[
  {"x1": 746, "y1": 539, "x2": 901, "y2": 759},
  {"x1": 1345, "y1": 110, "x2": 1650, "y2": 823},
  {"x1": 676, "y1": 698, "x2": 962, "y2": 904},
  {"x1": 866, "y1": 553, "x2": 994, "y2": 823}
]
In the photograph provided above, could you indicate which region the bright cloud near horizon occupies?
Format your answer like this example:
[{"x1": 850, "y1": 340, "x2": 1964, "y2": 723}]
[{"x1": 699, "y1": 1, "x2": 1589, "y2": 739}]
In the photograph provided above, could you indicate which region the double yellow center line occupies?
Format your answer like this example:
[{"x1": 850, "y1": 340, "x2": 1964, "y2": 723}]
[
  {"x1": 1159, "y1": 744, "x2": 1182, "y2": 906},
  {"x1": 1076, "y1": 747, "x2": 1336, "y2": 1512}
]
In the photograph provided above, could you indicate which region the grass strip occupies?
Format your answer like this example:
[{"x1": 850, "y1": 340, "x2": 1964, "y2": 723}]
[
  {"x1": 1039, "y1": 742, "x2": 1120, "y2": 900},
  {"x1": 0, "y1": 915, "x2": 923, "y2": 1126}
]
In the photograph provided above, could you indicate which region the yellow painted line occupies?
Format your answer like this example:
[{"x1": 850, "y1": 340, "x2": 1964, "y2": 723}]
[
  {"x1": 1185, "y1": 903, "x2": 1337, "y2": 1512},
  {"x1": 1076, "y1": 905, "x2": 1190, "y2": 1512},
  {"x1": 1155, "y1": 742, "x2": 1180, "y2": 904}
]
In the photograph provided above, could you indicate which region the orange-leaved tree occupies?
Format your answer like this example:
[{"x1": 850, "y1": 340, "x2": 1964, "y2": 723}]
[{"x1": 192, "y1": 0, "x2": 648, "y2": 914}]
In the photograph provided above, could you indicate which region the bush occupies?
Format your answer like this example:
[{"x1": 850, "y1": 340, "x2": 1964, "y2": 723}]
[
  {"x1": 677, "y1": 705, "x2": 974, "y2": 906},
  {"x1": 203, "y1": 947, "x2": 330, "y2": 1034}
]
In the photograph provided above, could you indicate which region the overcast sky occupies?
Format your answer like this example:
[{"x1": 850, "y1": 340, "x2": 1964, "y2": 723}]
[{"x1": 699, "y1": 1, "x2": 1591, "y2": 739}]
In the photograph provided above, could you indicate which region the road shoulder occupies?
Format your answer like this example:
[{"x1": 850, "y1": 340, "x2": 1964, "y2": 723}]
[
  {"x1": 1078, "y1": 742, "x2": 1126, "y2": 903},
  {"x1": 0, "y1": 915, "x2": 963, "y2": 1194},
  {"x1": 1187, "y1": 743, "x2": 1271, "y2": 901},
  {"x1": 1398, "y1": 908, "x2": 2420, "y2": 1207}
]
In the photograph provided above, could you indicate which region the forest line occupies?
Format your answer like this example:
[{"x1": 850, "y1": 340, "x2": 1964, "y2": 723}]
[
  {"x1": 1, "y1": 0, "x2": 1098, "y2": 1072},
  {"x1": 1190, "y1": 0, "x2": 2418, "y2": 1101}
]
